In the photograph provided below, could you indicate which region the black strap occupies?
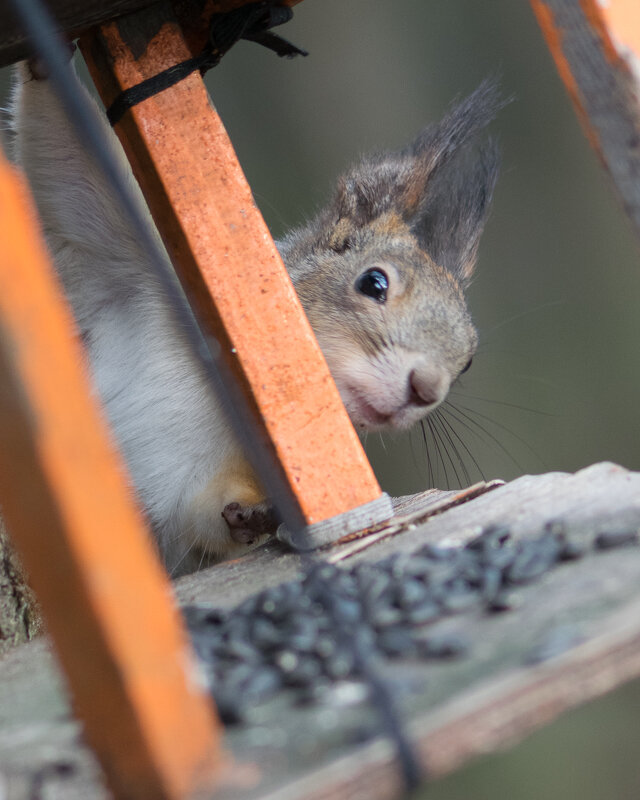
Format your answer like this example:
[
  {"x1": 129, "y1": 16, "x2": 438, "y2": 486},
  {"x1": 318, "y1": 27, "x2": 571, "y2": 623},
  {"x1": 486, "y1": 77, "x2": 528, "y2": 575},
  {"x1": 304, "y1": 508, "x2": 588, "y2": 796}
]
[
  {"x1": 107, "y1": 2, "x2": 308, "y2": 126},
  {"x1": 106, "y1": 51, "x2": 215, "y2": 125}
]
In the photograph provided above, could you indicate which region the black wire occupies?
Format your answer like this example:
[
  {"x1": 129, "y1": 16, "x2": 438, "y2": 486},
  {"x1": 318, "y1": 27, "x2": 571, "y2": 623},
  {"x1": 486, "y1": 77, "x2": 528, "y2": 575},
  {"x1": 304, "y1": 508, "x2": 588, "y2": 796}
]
[
  {"x1": 301, "y1": 555, "x2": 423, "y2": 794},
  {"x1": 7, "y1": 0, "x2": 423, "y2": 791},
  {"x1": 7, "y1": 0, "x2": 306, "y2": 536}
]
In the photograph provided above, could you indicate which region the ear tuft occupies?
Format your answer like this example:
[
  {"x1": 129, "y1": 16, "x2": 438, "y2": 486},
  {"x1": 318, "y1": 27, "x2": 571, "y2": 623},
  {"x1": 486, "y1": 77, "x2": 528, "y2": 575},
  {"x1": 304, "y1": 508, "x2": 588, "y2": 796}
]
[
  {"x1": 412, "y1": 136, "x2": 501, "y2": 283},
  {"x1": 407, "y1": 79, "x2": 506, "y2": 281},
  {"x1": 320, "y1": 79, "x2": 506, "y2": 277},
  {"x1": 410, "y1": 78, "x2": 505, "y2": 175}
]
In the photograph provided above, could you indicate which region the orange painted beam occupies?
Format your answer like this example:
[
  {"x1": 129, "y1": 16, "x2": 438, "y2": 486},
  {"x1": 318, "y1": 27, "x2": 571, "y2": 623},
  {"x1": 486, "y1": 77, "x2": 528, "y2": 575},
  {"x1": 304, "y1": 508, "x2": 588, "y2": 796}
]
[
  {"x1": 80, "y1": 1, "x2": 388, "y2": 533},
  {"x1": 530, "y1": 0, "x2": 640, "y2": 241},
  {"x1": 0, "y1": 150, "x2": 221, "y2": 798}
]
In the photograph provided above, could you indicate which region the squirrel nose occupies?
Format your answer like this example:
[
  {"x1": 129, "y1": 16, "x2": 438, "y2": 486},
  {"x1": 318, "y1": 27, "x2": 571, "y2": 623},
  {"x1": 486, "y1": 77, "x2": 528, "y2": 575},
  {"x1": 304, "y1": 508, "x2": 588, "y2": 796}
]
[{"x1": 408, "y1": 365, "x2": 449, "y2": 408}]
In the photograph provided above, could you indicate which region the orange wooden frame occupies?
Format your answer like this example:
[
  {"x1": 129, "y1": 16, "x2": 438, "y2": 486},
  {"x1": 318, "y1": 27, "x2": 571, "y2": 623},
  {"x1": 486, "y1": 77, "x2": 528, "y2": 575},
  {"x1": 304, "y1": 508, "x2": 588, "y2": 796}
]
[
  {"x1": 2, "y1": 2, "x2": 640, "y2": 797},
  {"x1": 80, "y1": 0, "x2": 387, "y2": 532},
  {"x1": 0, "y1": 152, "x2": 221, "y2": 799},
  {"x1": 0, "y1": 1, "x2": 393, "y2": 796}
]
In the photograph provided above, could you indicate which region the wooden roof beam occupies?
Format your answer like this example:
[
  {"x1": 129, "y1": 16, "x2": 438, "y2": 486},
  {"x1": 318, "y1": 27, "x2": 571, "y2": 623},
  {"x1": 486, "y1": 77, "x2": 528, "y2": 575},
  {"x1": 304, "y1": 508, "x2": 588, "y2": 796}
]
[{"x1": 0, "y1": 0, "x2": 302, "y2": 67}]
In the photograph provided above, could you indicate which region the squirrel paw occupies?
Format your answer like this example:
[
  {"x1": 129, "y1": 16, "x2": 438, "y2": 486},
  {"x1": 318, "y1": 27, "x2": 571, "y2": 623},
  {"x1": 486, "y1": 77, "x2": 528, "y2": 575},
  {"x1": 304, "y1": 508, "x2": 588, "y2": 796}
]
[{"x1": 222, "y1": 500, "x2": 278, "y2": 545}]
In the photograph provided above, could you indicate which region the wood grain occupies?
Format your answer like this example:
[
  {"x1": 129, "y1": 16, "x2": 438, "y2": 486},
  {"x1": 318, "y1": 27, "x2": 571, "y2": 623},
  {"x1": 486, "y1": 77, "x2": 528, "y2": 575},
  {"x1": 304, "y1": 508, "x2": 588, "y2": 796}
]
[{"x1": 2, "y1": 463, "x2": 640, "y2": 798}]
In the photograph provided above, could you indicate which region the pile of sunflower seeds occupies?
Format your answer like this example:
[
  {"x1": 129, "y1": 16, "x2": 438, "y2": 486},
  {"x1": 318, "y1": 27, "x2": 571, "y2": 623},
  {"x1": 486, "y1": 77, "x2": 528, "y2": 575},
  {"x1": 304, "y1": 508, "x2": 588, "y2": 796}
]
[{"x1": 183, "y1": 522, "x2": 638, "y2": 724}]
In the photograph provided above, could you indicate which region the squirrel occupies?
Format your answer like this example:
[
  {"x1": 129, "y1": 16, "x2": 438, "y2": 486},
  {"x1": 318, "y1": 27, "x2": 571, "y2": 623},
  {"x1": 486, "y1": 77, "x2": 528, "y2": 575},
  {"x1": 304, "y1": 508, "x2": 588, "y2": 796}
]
[{"x1": 9, "y1": 60, "x2": 500, "y2": 576}]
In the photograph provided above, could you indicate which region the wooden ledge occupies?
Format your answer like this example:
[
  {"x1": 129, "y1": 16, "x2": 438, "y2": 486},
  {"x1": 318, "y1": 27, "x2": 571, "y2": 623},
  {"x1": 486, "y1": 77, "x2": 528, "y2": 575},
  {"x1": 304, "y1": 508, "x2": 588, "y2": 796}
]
[{"x1": 3, "y1": 462, "x2": 640, "y2": 799}]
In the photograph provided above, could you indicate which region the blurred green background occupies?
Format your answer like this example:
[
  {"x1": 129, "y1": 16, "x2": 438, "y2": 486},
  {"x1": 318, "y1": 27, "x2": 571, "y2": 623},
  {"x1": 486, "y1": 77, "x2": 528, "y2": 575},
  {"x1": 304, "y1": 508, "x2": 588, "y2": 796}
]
[{"x1": 2, "y1": 1, "x2": 640, "y2": 797}]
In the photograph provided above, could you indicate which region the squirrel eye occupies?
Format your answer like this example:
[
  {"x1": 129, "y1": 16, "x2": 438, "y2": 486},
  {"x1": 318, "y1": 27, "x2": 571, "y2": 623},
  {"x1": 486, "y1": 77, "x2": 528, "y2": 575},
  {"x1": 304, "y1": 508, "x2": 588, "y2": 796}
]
[
  {"x1": 461, "y1": 357, "x2": 473, "y2": 374},
  {"x1": 355, "y1": 268, "x2": 389, "y2": 303}
]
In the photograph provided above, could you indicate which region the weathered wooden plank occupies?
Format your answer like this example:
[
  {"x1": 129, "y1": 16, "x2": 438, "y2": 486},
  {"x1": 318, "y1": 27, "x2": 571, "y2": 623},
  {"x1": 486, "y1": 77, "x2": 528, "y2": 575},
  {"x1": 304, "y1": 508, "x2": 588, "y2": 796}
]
[
  {"x1": 530, "y1": 0, "x2": 640, "y2": 243},
  {"x1": 198, "y1": 463, "x2": 640, "y2": 800},
  {"x1": 2, "y1": 463, "x2": 640, "y2": 799},
  {"x1": 0, "y1": 148, "x2": 221, "y2": 799},
  {"x1": 0, "y1": 0, "x2": 303, "y2": 67},
  {"x1": 79, "y1": 2, "x2": 391, "y2": 537},
  {"x1": 0, "y1": 0, "x2": 155, "y2": 67},
  {"x1": 249, "y1": 600, "x2": 640, "y2": 800}
]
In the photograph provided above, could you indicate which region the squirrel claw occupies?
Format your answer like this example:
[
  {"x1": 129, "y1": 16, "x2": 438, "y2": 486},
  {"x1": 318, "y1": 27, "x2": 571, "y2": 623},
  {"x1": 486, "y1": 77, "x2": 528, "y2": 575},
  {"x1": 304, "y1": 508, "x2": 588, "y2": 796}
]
[{"x1": 222, "y1": 500, "x2": 278, "y2": 546}]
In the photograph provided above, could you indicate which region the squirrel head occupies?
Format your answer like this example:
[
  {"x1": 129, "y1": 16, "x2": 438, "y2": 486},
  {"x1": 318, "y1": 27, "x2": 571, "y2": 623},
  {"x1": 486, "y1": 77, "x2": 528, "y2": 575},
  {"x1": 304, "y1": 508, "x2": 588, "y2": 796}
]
[{"x1": 281, "y1": 81, "x2": 502, "y2": 431}]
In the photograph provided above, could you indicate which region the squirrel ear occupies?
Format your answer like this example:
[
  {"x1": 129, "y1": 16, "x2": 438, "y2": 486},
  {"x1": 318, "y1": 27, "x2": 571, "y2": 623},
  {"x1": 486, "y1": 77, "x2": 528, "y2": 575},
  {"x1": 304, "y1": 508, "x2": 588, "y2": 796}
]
[
  {"x1": 411, "y1": 137, "x2": 500, "y2": 283},
  {"x1": 407, "y1": 79, "x2": 503, "y2": 282},
  {"x1": 328, "y1": 80, "x2": 504, "y2": 277}
]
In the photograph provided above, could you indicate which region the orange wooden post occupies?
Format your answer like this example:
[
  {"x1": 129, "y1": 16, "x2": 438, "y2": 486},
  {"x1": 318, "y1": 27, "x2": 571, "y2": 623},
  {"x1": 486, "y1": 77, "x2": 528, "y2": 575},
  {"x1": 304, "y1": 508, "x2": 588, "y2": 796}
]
[
  {"x1": 0, "y1": 150, "x2": 222, "y2": 798},
  {"x1": 530, "y1": 0, "x2": 640, "y2": 241},
  {"x1": 80, "y1": 0, "x2": 393, "y2": 545}
]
